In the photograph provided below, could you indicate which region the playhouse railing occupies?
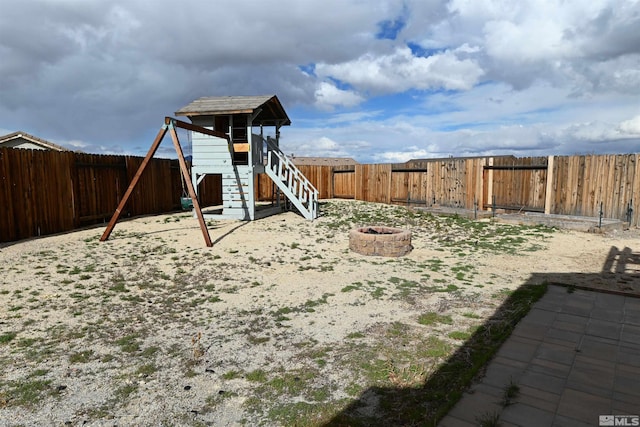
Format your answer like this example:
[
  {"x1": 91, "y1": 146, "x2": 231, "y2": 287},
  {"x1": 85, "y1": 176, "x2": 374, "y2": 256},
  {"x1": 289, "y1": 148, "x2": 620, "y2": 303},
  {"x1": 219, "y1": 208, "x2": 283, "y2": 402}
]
[{"x1": 265, "y1": 138, "x2": 318, "y2": 220}]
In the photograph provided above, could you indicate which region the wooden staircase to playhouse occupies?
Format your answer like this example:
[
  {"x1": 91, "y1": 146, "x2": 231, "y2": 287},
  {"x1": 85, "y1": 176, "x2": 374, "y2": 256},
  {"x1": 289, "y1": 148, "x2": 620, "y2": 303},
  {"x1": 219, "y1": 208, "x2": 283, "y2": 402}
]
[{"x1": 175, "y1": 95, "x2": 318, "y2": 221}]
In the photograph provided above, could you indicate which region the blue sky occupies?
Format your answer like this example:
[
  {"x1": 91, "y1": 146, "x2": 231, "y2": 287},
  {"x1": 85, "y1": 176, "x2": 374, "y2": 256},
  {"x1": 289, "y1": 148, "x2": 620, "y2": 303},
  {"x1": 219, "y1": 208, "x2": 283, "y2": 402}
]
[{"x1": 1, "y1": 0, "x2": 639, "y2": 162}]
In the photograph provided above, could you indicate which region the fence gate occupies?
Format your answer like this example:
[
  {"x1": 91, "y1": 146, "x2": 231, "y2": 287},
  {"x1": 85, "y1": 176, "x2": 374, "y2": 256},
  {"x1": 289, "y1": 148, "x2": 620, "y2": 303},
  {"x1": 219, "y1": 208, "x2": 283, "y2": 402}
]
[
  {"x1": 331, "y1": 167, "x2": 355, "y2": 199},
  {"x1": 484, "y1": 158, "x2": 548, "y2": 212}
]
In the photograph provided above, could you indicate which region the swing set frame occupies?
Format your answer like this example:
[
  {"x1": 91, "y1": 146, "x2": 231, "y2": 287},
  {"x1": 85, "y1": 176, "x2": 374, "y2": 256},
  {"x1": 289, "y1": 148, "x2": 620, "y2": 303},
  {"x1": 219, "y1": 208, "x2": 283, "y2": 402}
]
[{"x1": 99, "y1": 117, "x2": 230, "y2": 247}]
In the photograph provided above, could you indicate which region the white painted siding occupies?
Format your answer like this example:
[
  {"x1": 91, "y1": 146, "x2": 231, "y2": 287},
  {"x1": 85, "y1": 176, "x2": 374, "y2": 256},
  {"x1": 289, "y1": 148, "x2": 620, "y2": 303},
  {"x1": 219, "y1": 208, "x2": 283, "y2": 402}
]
[
  {"x1": 192, "y1": 135, "x2": 232, "y2": 173},
  {"x1": 191, "y1": 127, "x2": 255, "y2": 219},
  {"x1": 0, "y1": 140, "x2": 47, "y2": 150}
]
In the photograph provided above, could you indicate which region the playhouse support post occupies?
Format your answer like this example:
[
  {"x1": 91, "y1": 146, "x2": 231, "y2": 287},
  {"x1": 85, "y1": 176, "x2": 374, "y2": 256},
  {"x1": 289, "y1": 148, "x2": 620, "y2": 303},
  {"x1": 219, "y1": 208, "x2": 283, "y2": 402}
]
[
  {"x1": 99, "y1": 125, "x2": 168, "y2": 242},
  {"x1": 168, "y1": 123, "x2": 213, "y2": 247}
]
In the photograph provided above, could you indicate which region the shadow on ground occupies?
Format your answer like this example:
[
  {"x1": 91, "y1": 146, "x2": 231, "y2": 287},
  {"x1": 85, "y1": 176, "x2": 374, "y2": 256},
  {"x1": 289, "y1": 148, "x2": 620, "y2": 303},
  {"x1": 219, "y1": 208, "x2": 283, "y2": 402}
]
[{"x1": 323, "y1": 246, "x2": 640, "y2": 427}]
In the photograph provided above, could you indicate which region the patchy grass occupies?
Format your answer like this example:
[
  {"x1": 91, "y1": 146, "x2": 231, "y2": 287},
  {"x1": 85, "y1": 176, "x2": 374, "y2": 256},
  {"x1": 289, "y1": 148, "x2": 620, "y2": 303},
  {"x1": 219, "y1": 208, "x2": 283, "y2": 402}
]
[
  {"x1": 327, "y1": 283, "x2": 547, "y2": 426},
  {"x1": 69, "y1": 350, "x2": 94, "y2": 363},
  {"x1": 115, "y1": 335, "x2": 141, "y2": 353},
  {"x1": 0, "y1": 200, "x2": 555, "y2": 425},
  {"x1": 0, "y1": 332, "x2": 17, "y2": 344},
  {"x1": 418, "y1": 312, "x2": 453, "y2": 326},
  {"x1": 2, "y1": 378, "x2": 54, "y2": 407},
  {"x1": 246, "y1": 369, "x2": 268, "y2": 383},
  {"x1": 502, "y1": 378, "x2": 520, "y2": 407},
  {"x1": 448, "y1": 330, "x2": 472, "y2": 340},
  {"x1": 476, "y1": 410, "x2": 501, "y2": 427}
]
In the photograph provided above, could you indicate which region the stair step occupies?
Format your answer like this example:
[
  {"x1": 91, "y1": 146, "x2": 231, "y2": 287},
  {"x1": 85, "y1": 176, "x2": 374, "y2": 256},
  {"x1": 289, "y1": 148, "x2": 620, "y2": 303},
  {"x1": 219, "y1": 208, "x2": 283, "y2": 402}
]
[{"x1": 265, "y1": 143, "x2": 318, "y2": 220}]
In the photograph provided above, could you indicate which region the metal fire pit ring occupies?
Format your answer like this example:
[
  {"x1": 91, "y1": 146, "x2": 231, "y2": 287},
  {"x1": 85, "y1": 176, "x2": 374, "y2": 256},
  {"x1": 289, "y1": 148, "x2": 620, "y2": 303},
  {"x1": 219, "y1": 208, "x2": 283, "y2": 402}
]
[{"x1": 349, "y1": 226, "x2": 412, "y2": 257}]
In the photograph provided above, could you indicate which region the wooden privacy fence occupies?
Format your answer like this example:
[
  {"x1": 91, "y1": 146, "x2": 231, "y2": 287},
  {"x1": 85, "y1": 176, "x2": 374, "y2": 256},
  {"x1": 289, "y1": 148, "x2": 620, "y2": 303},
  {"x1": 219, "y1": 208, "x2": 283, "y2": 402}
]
[
  {"x1": 4, "y1": 148, "x2": 640, "y2": 243},
  {"x1": 549, "y1": 154, "x2": 638, "y2": 222},
  {"x1": 484, "y1": 156, "x2": 549, "y2": 212},
  {"x1": 0, "y1": 148, "x2": 222, "y2": 243},
  {"x1": 257, "y1": 159, "x2": 486, "y2": 209},
  {"x1": 257, "y1": 154, "x2": 640, "y2": 227}
]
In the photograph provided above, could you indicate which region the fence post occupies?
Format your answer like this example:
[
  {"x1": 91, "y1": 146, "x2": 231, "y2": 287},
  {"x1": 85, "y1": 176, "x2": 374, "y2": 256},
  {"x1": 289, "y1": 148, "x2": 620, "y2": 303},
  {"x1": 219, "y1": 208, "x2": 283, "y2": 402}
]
[
  {"x1": 474, "y1": 197, "x2": 477, "y2": 220},
  {"x1": 329, "y1": 166, "x2": 334, "y2": 199},
  {"x1": 355, "y1": 164, "x2": 362, "y2": 201},
  {"x1": 387, "y1": 164, "x2": 393, "y2": 205},
  {"x1": 633, "y1": 154, "x2": 640, "y2": 227},
  {"x1": 492, "y1": 195, "x2": 496, "y2": 218},
  {"x1": 599, "y1": 202, "x2": 603, "y2": 228},
  {"x1": 486, "y1": 157, "x2": 494, "y2": 211},
  {"x1": 544, "y1": 155, "x2": 554, "y2": 215}
]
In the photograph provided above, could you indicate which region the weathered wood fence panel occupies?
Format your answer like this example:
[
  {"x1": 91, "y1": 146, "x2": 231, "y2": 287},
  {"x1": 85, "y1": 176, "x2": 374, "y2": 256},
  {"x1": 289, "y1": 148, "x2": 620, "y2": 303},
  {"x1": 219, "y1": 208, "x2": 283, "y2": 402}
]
[
  {"x1": 550, "y1": 154, "x2": 637, "y2": 223},
  {"x1": 466, "y1": 158, "x2": 486, "y2": 210},
  {"x1": 421, "y1": 158, "x2": 475, "y2": 208},
  {"x1": 255, "y1": 173, "x2": 272, "y2": 202},
  {"x1": 126, "y1": 157, "x2": 177, "y2": 216},
  {"x1": 5, "y1": 148, "x2": 640, "y2": 244},
  {"x1": 332, "y1": 166, "x2": 355, "y2": 199},
  {"x1": 199, "y1": 174, "x2": 223, "y2": 208},
  {"x1": 0, "y1": 149, "x2": 77, "y2": 241},
  {"x1": 0, "y1": 149, "x2": 14, "y2": 241},
  {"x1": 255, "y1": 166, "x2": 334, "y2": 202},
  {"x1": 298, "y1": 165, "x2": 332, "y2": 199},
  {"x1": 489, "y1": 156, "x2": 548, "y2": 212},
  {"x1": 437, "y1": 159, "x2": 460, "y2": 207},
  {"x1": 389, "y1": 162, "x2": 428, "y2": 206},
  {"x1": 74, "y1": 153, "x2": 128, "y2": 223},
  {"x1": 0, "y1": 148, "x2": 221, "y2": 243},
  {"x1": 355, "y1": 164, "x2": 391, "y2": 203}
]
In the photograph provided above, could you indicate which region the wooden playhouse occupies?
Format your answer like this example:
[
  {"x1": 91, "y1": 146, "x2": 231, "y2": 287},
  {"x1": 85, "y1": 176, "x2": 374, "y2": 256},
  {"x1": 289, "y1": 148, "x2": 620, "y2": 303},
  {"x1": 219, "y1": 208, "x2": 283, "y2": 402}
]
[{"x1": 175, "y1": 95, "x2": 318, "y2": 221}]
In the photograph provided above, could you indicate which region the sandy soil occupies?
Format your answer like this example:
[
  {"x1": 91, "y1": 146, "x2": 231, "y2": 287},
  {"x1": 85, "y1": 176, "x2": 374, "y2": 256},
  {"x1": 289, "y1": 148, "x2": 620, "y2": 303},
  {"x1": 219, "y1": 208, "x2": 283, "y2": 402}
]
[{"x1": 0, "y1": 200, "x2": 638, "y2": 426}]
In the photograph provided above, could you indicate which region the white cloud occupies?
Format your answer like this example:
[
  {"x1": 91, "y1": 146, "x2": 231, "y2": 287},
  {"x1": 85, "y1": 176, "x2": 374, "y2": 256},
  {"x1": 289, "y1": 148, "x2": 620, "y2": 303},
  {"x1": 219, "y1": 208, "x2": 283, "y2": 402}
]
[
  {"x1": 64, "y1": 139, "x2": 88, "y2": 149},
  {"x1": 315, "y1": 46, "x2": 484, "y2": 94},
  {"x1": 0, "y1": 0, "x2": 638, "y2": 160},
  {"x1": 0, "y1": 0, "x2": 387, "y2": 146},
  {"x1": 483, "y1": 19, "x2": 570, "y2": 64},
  {"x1": 281, "y1": 136, "x2": 346, "y2": 158},
  {"x1": 395, "y1": 0, "x2": 631, "y2": 95},
  {"x1": 283, "y1": 127, "x2": 372, "y2": 159},
  {"x1": 585, "y1": 56, "x2": 640, "y2": 93},
  {"x1": 312, "y1": 136, "x2": 339, "y2": 151},
  {"x1": 314, "y1": 82, "x2": 364, "y2": 109},
  {"x1": 324, "y1": 110, "x2": 383, "y2": 124},
  {"x1": 373, "y1": 147, "x2": 435, "y2": 163},
  {"x1": 556, "y1": 115, "x2": 640, "y2": 145},
  {"x1": 619, "y1": 116, "x2": 640, "y2": 136}
]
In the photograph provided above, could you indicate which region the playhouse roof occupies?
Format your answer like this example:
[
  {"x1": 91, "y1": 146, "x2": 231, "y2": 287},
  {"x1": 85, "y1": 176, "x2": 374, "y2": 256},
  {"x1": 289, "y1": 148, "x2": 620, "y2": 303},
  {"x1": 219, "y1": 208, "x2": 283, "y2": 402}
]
[{"x1": 175, "y1": 95, "x2": 291, "y2": 126}]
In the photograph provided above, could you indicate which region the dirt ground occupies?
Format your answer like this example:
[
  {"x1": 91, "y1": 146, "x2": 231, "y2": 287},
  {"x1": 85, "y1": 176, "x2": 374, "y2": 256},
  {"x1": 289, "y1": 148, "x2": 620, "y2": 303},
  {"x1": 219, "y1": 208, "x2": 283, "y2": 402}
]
[{"x1": 1, "y1": 200, "x2": 639, "y2": 426}]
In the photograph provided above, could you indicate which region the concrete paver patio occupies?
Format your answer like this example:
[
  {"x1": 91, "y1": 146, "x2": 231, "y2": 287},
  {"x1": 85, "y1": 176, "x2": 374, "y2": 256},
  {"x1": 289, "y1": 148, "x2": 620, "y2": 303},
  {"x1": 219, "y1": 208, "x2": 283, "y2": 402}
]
[{"x1": 440, "y1": 285, "x2": 640, "y2": 426}]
